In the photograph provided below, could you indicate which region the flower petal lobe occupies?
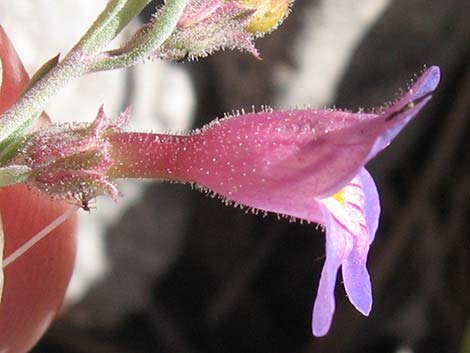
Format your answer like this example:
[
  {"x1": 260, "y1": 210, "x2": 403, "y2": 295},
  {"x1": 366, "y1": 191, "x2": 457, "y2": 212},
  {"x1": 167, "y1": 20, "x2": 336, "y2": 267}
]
[{"x1": 312, "y1": 168, "x2": 379, "y2": 335}]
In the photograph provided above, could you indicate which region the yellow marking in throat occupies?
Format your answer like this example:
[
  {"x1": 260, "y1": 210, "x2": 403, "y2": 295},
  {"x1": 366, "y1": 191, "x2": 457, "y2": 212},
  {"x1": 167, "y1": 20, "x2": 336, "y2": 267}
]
[{"x1": 332, "y1": 189, "x2": 346, "y2": 205}]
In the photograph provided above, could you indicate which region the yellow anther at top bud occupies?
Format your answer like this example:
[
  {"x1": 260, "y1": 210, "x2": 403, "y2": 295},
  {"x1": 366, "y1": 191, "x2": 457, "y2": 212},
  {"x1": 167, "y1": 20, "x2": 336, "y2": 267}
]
[{"x1": 240, "y1": 0, "x2": 291, "y2": 36}]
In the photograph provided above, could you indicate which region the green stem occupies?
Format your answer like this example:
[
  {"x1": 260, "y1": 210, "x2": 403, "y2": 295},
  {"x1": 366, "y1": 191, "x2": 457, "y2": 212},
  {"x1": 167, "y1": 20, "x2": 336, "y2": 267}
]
[
  {"x1": 89, "y1": 0, "x2": 188, "y2": 72},
  {"x1": 0, "y1": 0, "x2": 153, "y2": 162},
  {"x1": 78, "y1": 0, "x2": 152, "y2": 53},
  {"x1": 0, "y1": 50, "x2": 88, "y2": 161}
]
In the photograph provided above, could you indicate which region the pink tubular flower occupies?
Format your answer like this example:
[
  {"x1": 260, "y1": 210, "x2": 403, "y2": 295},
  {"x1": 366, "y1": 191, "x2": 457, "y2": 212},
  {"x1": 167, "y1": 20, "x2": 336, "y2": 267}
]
[
  {"x1": 15, "y1": 65, "x2": 439, "y2": 337},
  {"x1": 102, "y1": 66, "x2": 440, "y2": 336},
  {"x1": 0, "y1": 5, "x2": 440, "y2": 349},
  {"x1": 11, "y1": 45, "x2": 439, "y2": 337}
]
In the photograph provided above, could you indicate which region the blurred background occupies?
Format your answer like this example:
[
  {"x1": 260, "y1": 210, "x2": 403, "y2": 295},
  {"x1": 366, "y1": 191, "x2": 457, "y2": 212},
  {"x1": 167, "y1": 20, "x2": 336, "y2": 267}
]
[{"x1": 1, "y1": 0, "x2": 469, "y2": 352}]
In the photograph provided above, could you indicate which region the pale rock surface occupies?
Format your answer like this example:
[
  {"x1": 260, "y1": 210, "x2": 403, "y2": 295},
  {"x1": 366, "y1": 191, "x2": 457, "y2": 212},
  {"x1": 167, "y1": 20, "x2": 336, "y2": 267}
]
[{"x1": 277, "y1": 0, "x2": 391, "y2": 107}]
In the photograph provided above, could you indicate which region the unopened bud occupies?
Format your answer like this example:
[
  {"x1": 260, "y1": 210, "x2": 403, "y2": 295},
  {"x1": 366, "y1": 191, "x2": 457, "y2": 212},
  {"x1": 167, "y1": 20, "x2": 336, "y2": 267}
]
[
  {"x1": 240, "y1": 0, "x2": 291, "y2": 36},
  {"x1": 154, "y1": 0, "x2": 260, "y2": 61}
]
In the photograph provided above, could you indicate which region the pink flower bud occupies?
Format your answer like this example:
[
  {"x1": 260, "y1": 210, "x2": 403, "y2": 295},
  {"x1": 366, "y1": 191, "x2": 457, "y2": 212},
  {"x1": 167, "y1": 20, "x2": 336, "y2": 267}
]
[{"x1": 153, "y1": 0, "x2": 260, "y2": 60}]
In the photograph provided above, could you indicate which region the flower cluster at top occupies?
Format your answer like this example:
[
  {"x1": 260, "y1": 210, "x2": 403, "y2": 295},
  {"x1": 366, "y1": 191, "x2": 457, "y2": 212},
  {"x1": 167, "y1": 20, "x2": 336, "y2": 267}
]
[{"x1": 0, "y1": 0, "x2": 440, "y2": 338}]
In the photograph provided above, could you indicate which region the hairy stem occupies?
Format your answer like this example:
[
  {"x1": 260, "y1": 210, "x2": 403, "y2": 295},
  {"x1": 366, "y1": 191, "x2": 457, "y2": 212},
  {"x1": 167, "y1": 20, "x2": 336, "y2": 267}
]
[{"x1": 89, "y1": 0, "x2": 188, "y2": 72}]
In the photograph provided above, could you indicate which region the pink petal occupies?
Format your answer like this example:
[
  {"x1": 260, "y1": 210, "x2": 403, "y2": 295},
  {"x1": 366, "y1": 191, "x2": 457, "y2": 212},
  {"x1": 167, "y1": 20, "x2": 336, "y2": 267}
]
[
  {"x1": 356, "y1": 168, "x2": 380, "y2": 242},
  {"x1": 311, "y1": 205, "x2": 347, "y2": 336},
  {"x1": 312, "y1": 168, "x2": 379, "y2": 336},
  {"x1": 341, "y1": 169, "x2": 379, "y2": 314}
]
